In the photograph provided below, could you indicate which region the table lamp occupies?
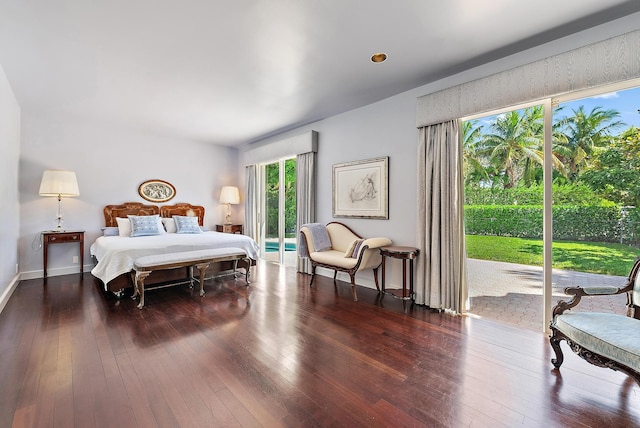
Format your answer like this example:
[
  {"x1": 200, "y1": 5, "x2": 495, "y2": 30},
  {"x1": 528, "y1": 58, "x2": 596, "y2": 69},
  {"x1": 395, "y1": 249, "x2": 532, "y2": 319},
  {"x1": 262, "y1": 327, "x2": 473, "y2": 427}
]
[
  {"x1": 219, "y1": 186, "x2": 240, "y2": 225},
  {"x1": 39, "y1": 170, "x2": 80, "y2": 231}
]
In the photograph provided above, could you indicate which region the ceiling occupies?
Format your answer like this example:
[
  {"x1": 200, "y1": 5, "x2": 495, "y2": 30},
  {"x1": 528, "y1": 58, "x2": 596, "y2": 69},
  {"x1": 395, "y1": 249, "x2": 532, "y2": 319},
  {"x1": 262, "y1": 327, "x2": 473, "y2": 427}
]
[{"x1": 1, "y1": 1, "x2": 640, "y2": 147}]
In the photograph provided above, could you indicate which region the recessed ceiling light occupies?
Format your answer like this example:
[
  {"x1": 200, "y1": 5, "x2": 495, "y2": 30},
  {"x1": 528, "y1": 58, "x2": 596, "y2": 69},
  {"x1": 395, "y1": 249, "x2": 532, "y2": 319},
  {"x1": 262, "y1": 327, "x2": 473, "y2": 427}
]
[{"x1": 370, "y1": 52, "x2": 388, "y2": 63}]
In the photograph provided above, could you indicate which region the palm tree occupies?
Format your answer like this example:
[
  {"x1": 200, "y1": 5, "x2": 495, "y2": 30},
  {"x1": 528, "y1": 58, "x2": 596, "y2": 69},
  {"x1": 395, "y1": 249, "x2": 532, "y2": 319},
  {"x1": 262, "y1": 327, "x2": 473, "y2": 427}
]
[
  {"x1": 481, "y1": 107, "x2": 544, "y2": 188},
  {"x1": 554, "y1": 106, "x2": 625, "y2": 182},
  {"x1": 462, "y1": 120, "x2": 489, "y2": 186}
]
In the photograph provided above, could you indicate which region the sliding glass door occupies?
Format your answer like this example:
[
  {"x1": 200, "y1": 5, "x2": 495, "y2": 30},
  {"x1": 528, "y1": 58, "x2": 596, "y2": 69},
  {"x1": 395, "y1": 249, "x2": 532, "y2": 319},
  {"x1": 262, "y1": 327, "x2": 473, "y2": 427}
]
[
  {"x1": 550, "y1": 85, "x2": 640, "y2": 319},
  {"x1": 260, "y1": 158, "x2": 297, "y2": 267},
  {"x1": 463, "y1": 101, "x2": 547, "y2": 331},
  {"x1": 463, "y1": 80, "x2": 640, "y2": 332}
]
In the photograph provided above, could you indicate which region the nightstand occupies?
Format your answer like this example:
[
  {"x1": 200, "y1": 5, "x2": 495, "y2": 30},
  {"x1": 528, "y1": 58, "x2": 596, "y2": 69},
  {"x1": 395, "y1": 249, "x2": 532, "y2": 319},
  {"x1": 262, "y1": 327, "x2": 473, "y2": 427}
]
[
  {"x1": 42, "y1": 230, "x2": 84, "y2": 278},
  {"x1": 216, "y1": 224, "x2": 243, "y2": 234}
]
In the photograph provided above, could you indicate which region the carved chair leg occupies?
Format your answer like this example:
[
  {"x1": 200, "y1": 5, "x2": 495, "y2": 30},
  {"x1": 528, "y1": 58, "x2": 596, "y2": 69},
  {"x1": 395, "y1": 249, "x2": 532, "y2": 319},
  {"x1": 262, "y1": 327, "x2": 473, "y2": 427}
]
[
  {"x1": 550, "y1": 331, "x2": 564, "y2": 369},
  {"x1": 350, "y1": 274, "x2": 358, "y2": 301},
  {"x1": 373, "y1": 266, "x2": 381, "y2": 291},
  {"x1": 310, "y1": 265, "x2": 316, "y2": 286},
  {"x1": 332, "y1": 270, "x2": 340, "y2": 293}
]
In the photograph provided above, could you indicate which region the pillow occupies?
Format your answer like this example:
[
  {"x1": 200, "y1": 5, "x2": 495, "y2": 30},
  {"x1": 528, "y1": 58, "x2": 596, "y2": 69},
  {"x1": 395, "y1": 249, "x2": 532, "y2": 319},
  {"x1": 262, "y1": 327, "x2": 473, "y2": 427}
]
[
  {"x1": 101, "y1": 227, "x2": 119, "y2": 237},
  {"x1": 128, "y1": 214, "x2": 163, "y2": 237},
  {"x1": 161, "y1": 217, "x2": 177, "y2": 233},
  {"x1": 173, "y1": 215, "x2": 202, "y2": 234},
  {"x1": 115, "y1": 217, "x2": 132, "y2": 237},
  {"x1": 156, "y1": 215, "x2": 167, "y2": 234},
  {"x1": 344, "y1": 239, "x2": 359, "y2": 258},
  {"x1": 161, "y1": 218, "x2": 206, "y2": 233},
  {"x1": 350, "y1": 239, "x2": 365, "y2": 259}
]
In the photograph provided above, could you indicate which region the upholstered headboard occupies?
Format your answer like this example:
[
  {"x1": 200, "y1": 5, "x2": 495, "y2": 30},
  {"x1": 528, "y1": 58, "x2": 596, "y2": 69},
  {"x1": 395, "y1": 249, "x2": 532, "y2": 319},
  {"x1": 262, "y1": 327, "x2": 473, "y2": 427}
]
[
  {"x1": 103, "y1": 202, "x2": 160, "y2": 227},
  {"x1": 160, "y1": 203, "x2": 205, "y2": 226}
]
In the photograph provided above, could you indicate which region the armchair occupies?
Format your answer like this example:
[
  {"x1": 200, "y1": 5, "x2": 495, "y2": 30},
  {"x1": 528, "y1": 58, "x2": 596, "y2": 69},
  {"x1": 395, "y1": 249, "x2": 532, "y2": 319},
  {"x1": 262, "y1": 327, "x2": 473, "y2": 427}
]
[
  {"x1": 550, "y1": 258, "x2": 640, "y2": 385},
  {"x1": 299, "y1": 222, "x2": 392, "y2": 301}
]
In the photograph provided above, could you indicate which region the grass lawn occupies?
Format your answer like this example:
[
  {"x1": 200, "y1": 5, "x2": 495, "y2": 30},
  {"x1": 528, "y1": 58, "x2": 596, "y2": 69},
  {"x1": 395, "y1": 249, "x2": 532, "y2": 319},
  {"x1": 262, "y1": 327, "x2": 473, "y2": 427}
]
[{"x1": 465, "y1": 235, "x2": 640, "y2": 277}]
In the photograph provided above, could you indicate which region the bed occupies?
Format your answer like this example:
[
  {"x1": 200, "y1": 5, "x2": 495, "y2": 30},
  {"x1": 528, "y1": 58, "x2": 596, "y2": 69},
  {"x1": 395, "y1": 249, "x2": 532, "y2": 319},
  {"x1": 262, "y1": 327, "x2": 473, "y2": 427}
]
[{"x1": 90, "y1": 202, "x2": 260, "y2": 294}]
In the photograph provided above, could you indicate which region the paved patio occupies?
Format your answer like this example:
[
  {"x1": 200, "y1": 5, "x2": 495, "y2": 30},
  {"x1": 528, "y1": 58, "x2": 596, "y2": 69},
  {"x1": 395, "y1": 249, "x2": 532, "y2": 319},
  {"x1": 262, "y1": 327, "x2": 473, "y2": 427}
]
[{"x1": 466, "y1": 258, "x2": 629, "y2": 331}]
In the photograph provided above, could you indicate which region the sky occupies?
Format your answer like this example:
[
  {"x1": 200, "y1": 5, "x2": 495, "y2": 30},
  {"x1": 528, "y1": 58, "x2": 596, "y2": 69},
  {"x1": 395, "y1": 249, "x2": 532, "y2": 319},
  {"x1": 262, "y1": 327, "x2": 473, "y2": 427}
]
[
  {"x1": 560, "y1": 86, "x2": 640, "y2": 130},
  {"x1": 474, "y1": 85, "x2": 640, "y2": 132}
]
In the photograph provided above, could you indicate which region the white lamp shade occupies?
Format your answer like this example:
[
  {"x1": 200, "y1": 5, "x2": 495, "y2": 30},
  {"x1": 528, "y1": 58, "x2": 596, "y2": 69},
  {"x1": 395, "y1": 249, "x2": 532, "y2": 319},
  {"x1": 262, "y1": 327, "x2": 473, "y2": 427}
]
[
  {"x1": 219, "y1": 186, "x2": 240, "y2": 204},
  {"x1": 39, "y1": 170, "x2": 80, "y2": 197}
]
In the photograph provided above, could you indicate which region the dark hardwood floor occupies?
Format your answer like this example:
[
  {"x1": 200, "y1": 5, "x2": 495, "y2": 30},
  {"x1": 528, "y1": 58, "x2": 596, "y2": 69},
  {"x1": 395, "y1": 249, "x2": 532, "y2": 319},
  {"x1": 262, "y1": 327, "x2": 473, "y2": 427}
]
[{"x1": 1, "y1": 262, "x2": 639, "y2": 427}]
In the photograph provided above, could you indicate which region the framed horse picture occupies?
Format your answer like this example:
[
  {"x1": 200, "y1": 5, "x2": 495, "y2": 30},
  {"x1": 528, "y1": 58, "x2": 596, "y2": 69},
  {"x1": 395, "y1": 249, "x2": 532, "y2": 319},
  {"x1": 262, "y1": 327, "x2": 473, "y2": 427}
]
[{"x1": 332, "y1": 157, "x2": 388, "y2": 219}]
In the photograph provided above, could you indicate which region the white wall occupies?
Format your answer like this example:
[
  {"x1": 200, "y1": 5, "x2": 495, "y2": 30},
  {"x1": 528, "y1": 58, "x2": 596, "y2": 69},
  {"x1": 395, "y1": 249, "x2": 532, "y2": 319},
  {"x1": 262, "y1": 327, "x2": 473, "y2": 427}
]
[
  {"x1": 242, "y1": 13, "x2": 640, "y2": 290},
  {"x1": 242, "y1": 91, "x2": 419, "y2": 289},
  {"x1": 19, "y1": 112, "x2": 240, "y2": 279},
  {"x1": 0, "y1": 64, "x2": 21, "y2": 310}
]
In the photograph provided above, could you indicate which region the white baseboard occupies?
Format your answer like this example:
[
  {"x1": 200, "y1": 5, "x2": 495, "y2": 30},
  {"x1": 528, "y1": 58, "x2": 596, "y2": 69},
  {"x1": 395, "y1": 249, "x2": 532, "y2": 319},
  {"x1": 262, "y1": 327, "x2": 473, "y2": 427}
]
[
  {"x1": 20, "y1": 264, "x2": 89, "y2": 281},
  {"x1": 0, "y1": 273, "x2": 20, "y2": 314}
]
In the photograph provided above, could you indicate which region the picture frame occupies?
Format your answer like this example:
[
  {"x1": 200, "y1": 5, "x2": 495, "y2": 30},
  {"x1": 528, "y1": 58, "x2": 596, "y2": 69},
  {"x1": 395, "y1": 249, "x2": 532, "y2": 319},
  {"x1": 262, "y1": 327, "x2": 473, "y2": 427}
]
[
  {"x1": 138, "y1": 179, "x2": 176, "y2": 203},
  {"x1": 333, "y1": 157, "x2": 388, "y2": 219}
]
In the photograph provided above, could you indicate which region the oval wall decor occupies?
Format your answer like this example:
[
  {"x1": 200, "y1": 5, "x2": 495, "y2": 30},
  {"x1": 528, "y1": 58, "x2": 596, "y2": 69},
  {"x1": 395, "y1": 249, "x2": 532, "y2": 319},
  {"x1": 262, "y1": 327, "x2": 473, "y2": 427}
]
[{"x1": 138, "y1": 179, "x2": 176, "y2": 203}]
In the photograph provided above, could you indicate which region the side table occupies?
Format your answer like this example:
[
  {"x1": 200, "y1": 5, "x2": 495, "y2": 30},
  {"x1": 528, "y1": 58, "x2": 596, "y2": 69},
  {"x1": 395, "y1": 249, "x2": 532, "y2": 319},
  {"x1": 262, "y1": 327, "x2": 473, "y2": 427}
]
[
  {"x1": 216, "y1": 224, "x2": 243, "y2": 234},
  {"x1": 379, "y1": 245, "x2": 420, "y2": 311},
  {"x1": 42, "y1": 230, "x2": 84, "y2": 278}
]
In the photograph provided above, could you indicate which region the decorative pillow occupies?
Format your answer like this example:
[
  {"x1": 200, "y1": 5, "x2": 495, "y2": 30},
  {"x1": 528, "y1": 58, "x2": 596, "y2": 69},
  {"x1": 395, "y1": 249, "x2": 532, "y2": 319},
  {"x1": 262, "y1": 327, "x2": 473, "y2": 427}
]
[
  {"x1": 350, "y1": 239, "x2": 365, "y2": 258},
  {"x1": 344, "y1": 239, "x2": 358, "y2": 258},
  {"x1": 128, "y1": 214, "x2": 163, "y2": 237},
  {"x1": 115, "y1": 217, "x2": 132, "y2": 237},
  {"x1": 101, "y1": 227, "x2": 119, "y2": 237},
  {"x1": 173, "y1": 215, "x2": 202, "y2": 234},
  {"x1": 161, "y1": 217, "x2": 177, "y2": 233},
  {"x1": 156, "y1": 215, "x2": 167, "y2": 234}
]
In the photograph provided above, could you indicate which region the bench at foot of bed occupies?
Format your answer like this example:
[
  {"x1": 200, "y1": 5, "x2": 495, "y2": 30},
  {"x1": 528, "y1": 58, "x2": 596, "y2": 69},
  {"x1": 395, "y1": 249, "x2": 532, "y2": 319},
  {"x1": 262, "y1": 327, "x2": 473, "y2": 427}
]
[{"x1": 132, "y1": 248, "x2": 249, "y2": 309}]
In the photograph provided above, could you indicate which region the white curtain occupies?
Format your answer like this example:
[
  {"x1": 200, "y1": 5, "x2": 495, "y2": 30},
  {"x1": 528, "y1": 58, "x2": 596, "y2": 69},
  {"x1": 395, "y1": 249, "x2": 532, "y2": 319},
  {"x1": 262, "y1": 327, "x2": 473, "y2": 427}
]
[
  {"x1": 416, "y1": 119, "x2": 468, "y2": 313},
  {"x1": 296, "y1": 151, "x2": 316, "y2": 274},
  {"x1": 244, "y1": 165, "x2": 259, "y2": 241}
]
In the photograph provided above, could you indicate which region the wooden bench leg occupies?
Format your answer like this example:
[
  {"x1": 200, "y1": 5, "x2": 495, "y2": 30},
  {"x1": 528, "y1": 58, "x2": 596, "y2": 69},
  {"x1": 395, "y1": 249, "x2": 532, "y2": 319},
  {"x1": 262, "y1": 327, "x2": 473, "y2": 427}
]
[
  {"x1": 134, "y1": 271, "x2": 151, "y2": 309},
  {"x1": 232, "y1": 259, "x2": 238, "y2": 279},
  {"x1": 195, "y1": 262, "x2": 210, "y2": 297},
  {"x1": 243, "y1": 258, "x2": 251, "y2": 284}
]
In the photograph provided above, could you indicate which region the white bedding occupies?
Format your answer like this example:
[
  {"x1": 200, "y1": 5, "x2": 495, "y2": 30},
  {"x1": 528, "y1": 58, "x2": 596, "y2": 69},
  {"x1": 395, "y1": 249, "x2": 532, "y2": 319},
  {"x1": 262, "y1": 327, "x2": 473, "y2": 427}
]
[{"x1": 90, "y1": 231, "x2": 260, "y2": 287}]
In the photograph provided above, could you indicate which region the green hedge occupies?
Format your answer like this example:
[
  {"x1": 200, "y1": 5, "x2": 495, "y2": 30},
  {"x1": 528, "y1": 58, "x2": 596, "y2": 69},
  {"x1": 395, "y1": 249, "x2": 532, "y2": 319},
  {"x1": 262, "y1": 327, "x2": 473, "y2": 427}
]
[
  {"x1": 464, "y1": 184, "x2": 610, "y2": 206},
  {"x1": 465, "y1": 205, "x2": 639, "y2": 243}
]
